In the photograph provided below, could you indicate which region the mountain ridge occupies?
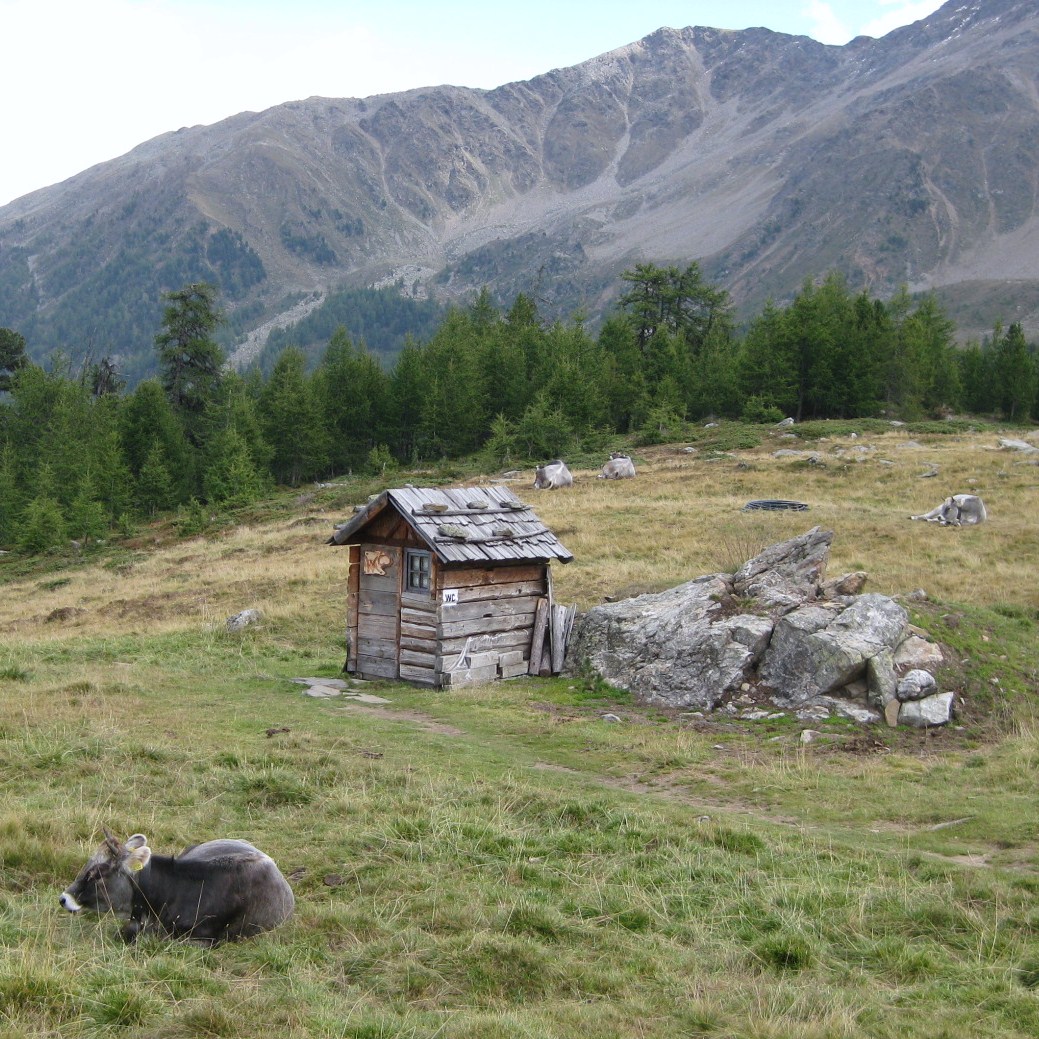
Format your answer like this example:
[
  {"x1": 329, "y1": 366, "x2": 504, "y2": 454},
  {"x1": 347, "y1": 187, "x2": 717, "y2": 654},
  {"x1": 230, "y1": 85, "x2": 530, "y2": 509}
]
[{"x1": 1, "y1": 0, "x2": 1037, "y2": 376}]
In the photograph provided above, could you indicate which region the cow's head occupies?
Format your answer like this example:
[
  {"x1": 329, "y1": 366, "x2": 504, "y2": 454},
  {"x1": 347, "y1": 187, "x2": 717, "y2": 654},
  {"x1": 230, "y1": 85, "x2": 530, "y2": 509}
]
[{"x1": 59, "y1": 829, "x2": 151, "y2": 916}]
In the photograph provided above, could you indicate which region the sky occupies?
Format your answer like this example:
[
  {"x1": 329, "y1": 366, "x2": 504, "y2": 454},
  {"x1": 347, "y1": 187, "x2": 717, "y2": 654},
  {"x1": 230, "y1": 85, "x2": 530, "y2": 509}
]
[{"x1": 1, "y1": 0, "x2": 946, "y2": 207}]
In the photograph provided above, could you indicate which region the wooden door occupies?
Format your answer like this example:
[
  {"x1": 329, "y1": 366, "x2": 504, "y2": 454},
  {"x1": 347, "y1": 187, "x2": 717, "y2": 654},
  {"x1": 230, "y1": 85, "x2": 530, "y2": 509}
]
[{"x1": 355, "y1": 544, "x2": 402, "y2": 679}]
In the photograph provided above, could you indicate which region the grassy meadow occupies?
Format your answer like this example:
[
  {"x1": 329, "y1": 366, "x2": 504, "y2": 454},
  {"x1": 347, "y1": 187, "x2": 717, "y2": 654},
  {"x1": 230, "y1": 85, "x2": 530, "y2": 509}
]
[{"x1": 1, "y1": 419, "x2": 1038, "y2": 1038}]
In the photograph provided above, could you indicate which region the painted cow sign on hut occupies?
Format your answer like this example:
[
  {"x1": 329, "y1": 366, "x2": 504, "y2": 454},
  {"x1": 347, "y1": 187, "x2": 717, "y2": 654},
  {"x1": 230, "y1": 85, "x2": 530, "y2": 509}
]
[{"x1": 328, "y1": 486, "x2": 574, "y2": 688}]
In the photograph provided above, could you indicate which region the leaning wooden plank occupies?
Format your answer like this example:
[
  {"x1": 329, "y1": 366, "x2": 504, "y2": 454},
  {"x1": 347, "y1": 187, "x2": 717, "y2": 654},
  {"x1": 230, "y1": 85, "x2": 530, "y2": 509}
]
[
  {"x1": 528, "y1": 597, "x2": 550, "y2": 675},
  {"x1": 559, "y1": 604, "x2": 578, "y2": 668},
  {"x1": 541, "y1": 569, "x2": 556, "y2": 676},
  {"x1": 550, "y1": 604, "x2": 568, "y2": 674}
]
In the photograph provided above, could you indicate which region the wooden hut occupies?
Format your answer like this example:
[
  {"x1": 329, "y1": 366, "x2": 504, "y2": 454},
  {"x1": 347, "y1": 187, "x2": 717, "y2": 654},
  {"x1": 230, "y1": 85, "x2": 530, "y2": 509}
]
[{"x1": 327, "y1": 485, "x2": 574, "y2": 687}]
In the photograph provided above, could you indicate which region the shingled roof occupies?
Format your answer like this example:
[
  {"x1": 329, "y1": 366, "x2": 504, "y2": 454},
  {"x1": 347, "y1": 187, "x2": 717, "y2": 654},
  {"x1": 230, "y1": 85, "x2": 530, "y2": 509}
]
[{"x1": 327, "y1": 485, "x2": 574, "y2": 565}]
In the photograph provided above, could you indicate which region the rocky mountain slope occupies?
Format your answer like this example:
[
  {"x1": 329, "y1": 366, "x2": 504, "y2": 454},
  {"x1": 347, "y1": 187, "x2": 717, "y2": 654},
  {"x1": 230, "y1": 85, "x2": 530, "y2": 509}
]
[{"x1": 1, "y1": 0, "x2": 1036, "y2": 374}]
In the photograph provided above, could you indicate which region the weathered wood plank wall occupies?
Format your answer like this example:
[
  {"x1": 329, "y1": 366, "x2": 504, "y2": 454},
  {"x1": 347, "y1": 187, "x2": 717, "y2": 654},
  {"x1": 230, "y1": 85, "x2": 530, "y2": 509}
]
[
  {"x1": 436, "y1": 564, "x2": 546, "y2": 687},
  {"x1": 355, "y1": 545, "x2": 402, "y2": 680}
]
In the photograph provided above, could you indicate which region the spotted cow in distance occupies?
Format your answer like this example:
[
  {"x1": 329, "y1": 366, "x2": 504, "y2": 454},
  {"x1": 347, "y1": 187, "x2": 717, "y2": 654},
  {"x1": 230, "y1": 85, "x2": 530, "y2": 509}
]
[
  {"x1": 598, "y1": 452, "x2": 636, "y2": 479},
  {"x1": 533, "y1": 459, "x2": 573, "y2": 489},
  {"x1": 60, "y1": 830, "x2": 294, "y2": 944}
]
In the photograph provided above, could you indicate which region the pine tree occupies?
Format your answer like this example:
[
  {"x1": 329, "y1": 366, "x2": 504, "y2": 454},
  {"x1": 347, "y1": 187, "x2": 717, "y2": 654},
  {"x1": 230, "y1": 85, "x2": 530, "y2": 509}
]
[
  {"x1": 388, "y1": 341, "x2": 426, "y2": 462},
  {"x1": 315, "y1": 329, "x2": 391, "y2": 474},
  {"x1": 120, "y1": 380, "x2": 195, "y2": 503},
  {"x1": 260, "y1": 347, "x2": 329, "y2": 486},
  {"x1": 136, "y1": 440, "x2": 176, "y2": 516},
  {"x1": 0, "y1": 327, "x2": 28, "y2": 393},
  {"x1": 202, "y1": 426, "x2": 265, "y2": 507},
  {"x1": 19, "y1": 494, "x2": 67, "y2": 555},
  {"x1": 67, "y1": 480, "x2": 109, "y2": 544},
  {"x1": 155, "y1": 283, "x2": 225, "y2": 444},
  {"x1": 0, "y1": 445, "x2": 21, "y2": 547},
  {"x1": 993, "y1": 322, "x2": 1034, "y2": 420}
]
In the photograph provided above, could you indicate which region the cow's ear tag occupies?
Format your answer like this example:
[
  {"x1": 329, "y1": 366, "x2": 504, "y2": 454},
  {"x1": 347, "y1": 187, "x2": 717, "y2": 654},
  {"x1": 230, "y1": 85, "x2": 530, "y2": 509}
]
[{"x1": 127, "y1": 847, "x2": 151, "y2": 872}]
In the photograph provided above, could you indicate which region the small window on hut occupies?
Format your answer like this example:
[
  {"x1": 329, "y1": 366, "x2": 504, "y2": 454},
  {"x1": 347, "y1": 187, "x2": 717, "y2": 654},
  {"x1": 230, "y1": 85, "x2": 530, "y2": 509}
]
[{"x1": 405, "y1": 550, "x2": 432, "y2": 596}]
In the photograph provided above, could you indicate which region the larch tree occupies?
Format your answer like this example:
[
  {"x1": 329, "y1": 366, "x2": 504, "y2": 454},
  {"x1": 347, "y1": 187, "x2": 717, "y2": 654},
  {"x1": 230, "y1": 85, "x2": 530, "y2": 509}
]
[{"x1": 155, "y1": 283, "x2": 225, "y2": 443}]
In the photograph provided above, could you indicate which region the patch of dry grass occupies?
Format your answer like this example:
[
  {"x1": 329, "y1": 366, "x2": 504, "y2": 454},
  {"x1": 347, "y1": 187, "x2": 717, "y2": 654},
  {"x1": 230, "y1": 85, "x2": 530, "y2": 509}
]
[
  {"x1": 528, "y1": 428, "x2": 1039, "y2": 608},
  {"x1": 0, "y1": 519, "x2": 345, "y2": 645}
]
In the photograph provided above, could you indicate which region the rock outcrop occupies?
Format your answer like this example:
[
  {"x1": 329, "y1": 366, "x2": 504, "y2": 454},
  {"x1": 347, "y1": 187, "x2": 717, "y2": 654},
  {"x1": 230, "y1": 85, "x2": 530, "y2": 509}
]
[{"x1": 566, "y1": 527, "x2": 953, "y2": 728}]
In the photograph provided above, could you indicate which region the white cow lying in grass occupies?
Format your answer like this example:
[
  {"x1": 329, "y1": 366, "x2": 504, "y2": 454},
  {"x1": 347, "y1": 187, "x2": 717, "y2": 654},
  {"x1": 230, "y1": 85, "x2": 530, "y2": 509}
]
[
  {"x1": 533, "y1": 459, "x2": 573, "y2": 489},
  {"x1": 910, "y1": 494, "x2": 987, "y2": 526},
  {"x1": 598, "y1": 453, "x2": 636, "y2": 479}
]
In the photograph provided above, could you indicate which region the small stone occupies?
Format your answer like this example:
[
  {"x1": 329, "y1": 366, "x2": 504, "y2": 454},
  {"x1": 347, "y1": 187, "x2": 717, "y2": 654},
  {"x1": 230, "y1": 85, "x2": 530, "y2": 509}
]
[
  {"x1": 884, "y1": 698, "x2": 901, "y2": 727},
  {"x1": 304, "y1": 685, "x2": 342, "y2": 698},
  {"x1": 226, "y1": 609, "x2": 262, "y2": 632},
  {"x1": 601, "y1": 713, "x2": 622, "y2": 723},
  {"x1": 800, "y1": 729, "x2": 821, "y2": 744},
  {"x1": 899, "y1": 692, "x2": 955, "y2": 728},
  {"x1": 897, "y1": 669, "x2": 938, "y2": 702}
]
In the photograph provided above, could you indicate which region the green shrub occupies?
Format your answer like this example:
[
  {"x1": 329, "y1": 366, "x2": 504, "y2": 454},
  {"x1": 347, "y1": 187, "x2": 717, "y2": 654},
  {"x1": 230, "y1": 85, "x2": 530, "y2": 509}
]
[{"x1": 741, "y1": 396, "x2": 787, "y2": 424}]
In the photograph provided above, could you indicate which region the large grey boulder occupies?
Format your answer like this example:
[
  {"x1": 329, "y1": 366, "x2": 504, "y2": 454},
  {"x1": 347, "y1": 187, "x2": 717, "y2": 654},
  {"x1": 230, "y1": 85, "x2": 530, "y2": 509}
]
[
  {"x1": 566, "y1": 529, "x2": 950, "y2": 728},
  {"x1": 758, "y1": 595, "x2": 908, "y2": 705},
  {"x1": 565, "y1": 574, "x2": 773, "y2": 709}
]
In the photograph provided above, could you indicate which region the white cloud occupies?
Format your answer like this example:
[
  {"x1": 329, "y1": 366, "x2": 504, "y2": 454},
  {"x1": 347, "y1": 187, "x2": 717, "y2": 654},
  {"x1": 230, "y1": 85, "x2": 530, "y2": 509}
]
[{"x1": 801, "y1": 1, "x2": 851, "y2": 45}]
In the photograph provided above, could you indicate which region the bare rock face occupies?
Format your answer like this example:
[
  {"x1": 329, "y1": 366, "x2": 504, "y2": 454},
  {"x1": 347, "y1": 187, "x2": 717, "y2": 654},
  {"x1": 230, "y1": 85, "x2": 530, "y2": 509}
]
[
  {"x1": 759, "y1": 595, "x2": 909, "y2": 705},
  {"x1": 732, "y1": 527, "x2": 833, "y2": 610},
  {"x1": 567, "y1": 529, "x2": 951, "y2": 728},
  {"x1": 565, "y1": 575, "x2": 773, "y2": 709}
]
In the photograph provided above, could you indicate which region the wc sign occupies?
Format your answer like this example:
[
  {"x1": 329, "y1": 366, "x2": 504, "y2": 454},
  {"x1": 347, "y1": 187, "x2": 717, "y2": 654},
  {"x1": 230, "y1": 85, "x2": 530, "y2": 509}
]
[{"x1": 441, "y1": 589, "x2": 459, "y2": 606}]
